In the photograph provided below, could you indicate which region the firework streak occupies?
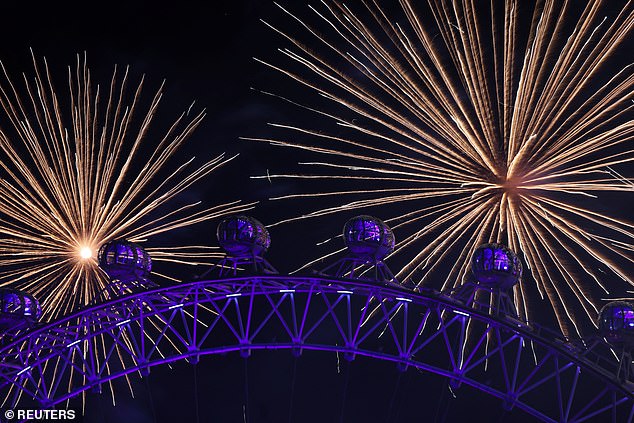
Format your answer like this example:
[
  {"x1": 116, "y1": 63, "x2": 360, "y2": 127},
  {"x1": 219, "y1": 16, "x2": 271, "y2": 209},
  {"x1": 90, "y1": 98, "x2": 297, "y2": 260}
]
[
  {"x1": 0, "y1": 53, "x2": 255, "y2": 319},
  {"x1": 246, "y1": 0, "x2": 634, "y2": 336}
]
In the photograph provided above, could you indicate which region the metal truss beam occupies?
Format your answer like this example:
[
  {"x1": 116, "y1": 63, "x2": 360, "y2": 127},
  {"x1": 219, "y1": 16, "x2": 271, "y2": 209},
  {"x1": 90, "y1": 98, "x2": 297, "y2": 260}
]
[{"x1": 0, "y1": 276, "x2": 632, "y2": 423}]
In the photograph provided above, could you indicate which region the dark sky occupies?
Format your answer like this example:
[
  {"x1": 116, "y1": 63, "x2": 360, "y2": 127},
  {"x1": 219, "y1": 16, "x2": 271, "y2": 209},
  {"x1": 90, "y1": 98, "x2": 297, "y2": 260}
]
[{"x1": 0, "y1": 1, "x2": 631, "y2": 423}]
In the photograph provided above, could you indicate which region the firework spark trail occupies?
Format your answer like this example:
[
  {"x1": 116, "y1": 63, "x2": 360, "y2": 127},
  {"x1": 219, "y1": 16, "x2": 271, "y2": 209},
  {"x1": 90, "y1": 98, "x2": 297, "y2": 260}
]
[
  {"x1": 245, "y1": 0, "x2": 634, "y2": 336},
  {"x1": 0, "y1": 52, "x2": 256, "y2": 319}
]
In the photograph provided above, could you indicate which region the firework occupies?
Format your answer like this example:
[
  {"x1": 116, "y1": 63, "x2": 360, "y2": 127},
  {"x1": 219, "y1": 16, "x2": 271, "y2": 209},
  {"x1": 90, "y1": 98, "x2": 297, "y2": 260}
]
[
  {"x1": 245, "y1": 0, "x2": 634, "y2": 336},
  {"x1": 0, "y1": 52, "x2": 255, "y2": 320}
]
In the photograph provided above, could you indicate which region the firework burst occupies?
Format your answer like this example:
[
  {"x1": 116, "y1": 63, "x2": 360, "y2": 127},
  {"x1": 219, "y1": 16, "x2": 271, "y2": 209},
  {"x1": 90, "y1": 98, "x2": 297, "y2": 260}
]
[
  {"x1": 0, "y1": 52, "x2": 255, "y2": 320},
  {"x1": 245, "y1": 0, "x2": 634, "y2": 336}
]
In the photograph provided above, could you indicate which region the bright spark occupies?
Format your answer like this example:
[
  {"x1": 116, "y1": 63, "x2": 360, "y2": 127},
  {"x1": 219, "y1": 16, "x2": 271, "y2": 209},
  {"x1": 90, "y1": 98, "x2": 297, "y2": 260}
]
[
  {"x1": 79, "y1": 247, "x2": 93, "y2": 260},
  {"x1": 0, "y1": 52, "x2": 256, "y2": 320}
]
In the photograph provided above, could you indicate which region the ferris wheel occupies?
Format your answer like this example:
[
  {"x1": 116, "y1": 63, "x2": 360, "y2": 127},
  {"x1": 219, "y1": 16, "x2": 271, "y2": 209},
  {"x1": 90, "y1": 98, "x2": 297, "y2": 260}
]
[{"x1": 0, "y1": 215, "x2": 633, "y2": 422}]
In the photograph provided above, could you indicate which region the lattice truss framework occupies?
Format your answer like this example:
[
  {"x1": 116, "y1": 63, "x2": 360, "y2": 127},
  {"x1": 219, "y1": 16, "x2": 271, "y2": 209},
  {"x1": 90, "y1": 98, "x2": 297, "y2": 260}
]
[{"x1": 0, "y1": 276, "x2": 633, "y2": 423}]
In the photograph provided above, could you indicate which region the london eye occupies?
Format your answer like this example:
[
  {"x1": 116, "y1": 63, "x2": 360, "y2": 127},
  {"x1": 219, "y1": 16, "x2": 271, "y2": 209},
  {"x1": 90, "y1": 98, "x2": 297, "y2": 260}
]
[
  {"x1": 1, "y1": 215, "x2": 633, "y2": 422},
  {"x1": 0, "y1": 0, "x2": 632, "y2": 421}
]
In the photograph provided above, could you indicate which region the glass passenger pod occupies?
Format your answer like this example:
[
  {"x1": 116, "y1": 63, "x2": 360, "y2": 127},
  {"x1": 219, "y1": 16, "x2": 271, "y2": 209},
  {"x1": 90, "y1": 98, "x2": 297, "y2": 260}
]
[
  {"x1": 598, "y1": 301, "x2": 634, "y2": 345},
  {"x1": 217, "y1": 215, "x2": 271, "y2": 258},
  {"x1": 471, "y1": 243, "x2": 522, "y2": 290},
  {"x1": 98, "y1": 239, "x2": 152, "y2": 280},
  {"x1": 343, "y1": 215, "x2": 395, "y2": 260},
  {"x1": 0, "y1": 288, "x2": 42, "y2": 331}
]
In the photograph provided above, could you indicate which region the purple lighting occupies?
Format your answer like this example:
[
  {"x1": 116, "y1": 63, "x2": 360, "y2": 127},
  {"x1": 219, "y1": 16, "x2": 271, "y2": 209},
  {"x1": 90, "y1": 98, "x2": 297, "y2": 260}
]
[
  {"x1": 471, "y1": 243, "x2": 522, "y2": 290},
  {"x1": 598, "y1": 301, "x2": 634, "y2": 346},
  {"x1": 98, "y1": 239, "x2": 152, "y2": 280},
  {"x1": 0, "y1": 288, "x2": 42, "y2": 332},
  {"x1": 216, "y1": 215, "x2": 270, "y2": 258},
  {"x1": 343, "y1": 215, "x2": 395, "y2": 260},
  {"x1": 0, "y1": 276, "x2": 633, "y2": 422}
]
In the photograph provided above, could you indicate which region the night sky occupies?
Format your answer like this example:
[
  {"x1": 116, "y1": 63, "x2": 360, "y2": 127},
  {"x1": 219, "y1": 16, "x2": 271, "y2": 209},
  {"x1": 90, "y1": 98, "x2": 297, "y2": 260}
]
[{"x1": 0, "y1": 1, "x2": 631, "y2": 422}]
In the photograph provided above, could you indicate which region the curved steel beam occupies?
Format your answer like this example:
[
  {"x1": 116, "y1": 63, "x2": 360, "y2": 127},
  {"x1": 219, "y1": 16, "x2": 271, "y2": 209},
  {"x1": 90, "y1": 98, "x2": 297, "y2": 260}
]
[{"x1": 0, "y1": 276, "x2": 632, "y2": 423}]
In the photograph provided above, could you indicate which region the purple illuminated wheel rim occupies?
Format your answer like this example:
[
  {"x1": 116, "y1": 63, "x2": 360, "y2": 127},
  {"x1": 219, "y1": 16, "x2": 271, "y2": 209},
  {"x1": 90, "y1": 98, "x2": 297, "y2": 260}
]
[{"x1": 0, "y1": 275, "x2": 632, "y2": 423}]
